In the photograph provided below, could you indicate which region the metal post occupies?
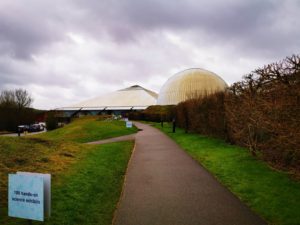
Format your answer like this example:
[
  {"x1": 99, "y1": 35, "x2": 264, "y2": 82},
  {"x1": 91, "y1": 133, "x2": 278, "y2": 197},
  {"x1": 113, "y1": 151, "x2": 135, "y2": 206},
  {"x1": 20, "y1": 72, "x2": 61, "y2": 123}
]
[{"x1": 172, "y1": 118, "x2": 176, "y2": 133}]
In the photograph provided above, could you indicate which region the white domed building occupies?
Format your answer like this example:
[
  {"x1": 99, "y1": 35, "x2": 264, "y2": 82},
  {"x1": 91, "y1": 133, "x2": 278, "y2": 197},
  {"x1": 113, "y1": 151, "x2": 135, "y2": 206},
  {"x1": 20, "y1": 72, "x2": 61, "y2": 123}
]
[
  {"x1": 56, "y1": 68, "x2": 227, "y2": 118},
  {"x1": 57, "y1": 85, "x2": 158, "y2": 117},
  {"x1": 157, "y1": 68, "x2": 228, "y2": 105}
]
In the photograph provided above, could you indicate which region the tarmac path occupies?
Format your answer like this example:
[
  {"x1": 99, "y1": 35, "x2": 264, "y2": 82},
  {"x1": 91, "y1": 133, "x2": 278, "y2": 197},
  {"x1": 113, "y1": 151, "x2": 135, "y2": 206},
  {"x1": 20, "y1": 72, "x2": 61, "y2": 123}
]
[
  {"x1": 87, "y1": 134, "x2": 136, "y2": 145},
  {"x1": 0, "y1": 130, "x2": 46, "y2": 137},
  {"x1": 113, "y1": 122, "x2": 266, "y2": 225}
]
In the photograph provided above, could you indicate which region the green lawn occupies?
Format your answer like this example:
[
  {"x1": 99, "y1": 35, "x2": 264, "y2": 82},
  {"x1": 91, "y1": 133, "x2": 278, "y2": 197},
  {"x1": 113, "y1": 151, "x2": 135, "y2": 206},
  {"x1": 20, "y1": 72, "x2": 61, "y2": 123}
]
[
  {"x1": 152, "y1": 122, "x2": 300, "y2": 225},
  {"x1": 48, "y1": 141, "x2": 133, "y2": 225},
  {"x1": 0, "y1": 117, "x2": 136, "y2": 225}
]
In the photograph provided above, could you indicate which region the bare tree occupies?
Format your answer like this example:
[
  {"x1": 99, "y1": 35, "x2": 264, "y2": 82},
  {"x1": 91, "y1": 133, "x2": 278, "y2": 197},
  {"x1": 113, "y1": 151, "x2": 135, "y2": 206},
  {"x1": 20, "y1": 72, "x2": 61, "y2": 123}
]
[
  {"x1": 15, "y1": 89, "x2": 33, "y2": 109},
  {"x1": 0, "y1": 90, "x2": 16, "y2": 107},
  {"x1": 0, "y1": 89, "x2": 33, "y2": 108}
]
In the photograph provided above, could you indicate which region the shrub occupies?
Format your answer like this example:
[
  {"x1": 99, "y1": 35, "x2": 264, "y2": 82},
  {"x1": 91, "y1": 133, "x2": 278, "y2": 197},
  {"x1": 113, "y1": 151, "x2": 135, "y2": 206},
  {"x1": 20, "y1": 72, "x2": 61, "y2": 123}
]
[
  {"x1": 175, "y1": 55, "x2": 300, "y2": 173},
  {"x1": 46, "y1": 111, "x2": 59, "y2": 131}
]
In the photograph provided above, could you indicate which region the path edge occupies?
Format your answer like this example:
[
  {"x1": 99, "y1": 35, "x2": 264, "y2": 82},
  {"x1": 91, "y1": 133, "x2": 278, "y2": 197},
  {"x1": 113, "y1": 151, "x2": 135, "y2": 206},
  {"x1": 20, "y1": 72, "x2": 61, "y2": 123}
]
[{"x1": 111, "y1": 140, "x2": 137, "y2": 225}]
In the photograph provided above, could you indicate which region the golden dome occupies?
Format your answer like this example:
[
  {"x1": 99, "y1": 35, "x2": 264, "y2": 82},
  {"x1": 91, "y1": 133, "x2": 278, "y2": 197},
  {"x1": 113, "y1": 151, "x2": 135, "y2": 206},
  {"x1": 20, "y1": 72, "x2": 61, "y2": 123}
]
[{"x1": 157, "y1": 68, "x2": 227, "y2": 105}]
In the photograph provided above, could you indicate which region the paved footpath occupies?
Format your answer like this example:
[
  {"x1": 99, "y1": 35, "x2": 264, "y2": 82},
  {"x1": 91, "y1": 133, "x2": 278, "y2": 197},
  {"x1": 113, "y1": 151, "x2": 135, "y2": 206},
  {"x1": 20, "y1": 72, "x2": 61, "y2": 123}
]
[
  {"x1": 87, "y1": 134, "x2": 136, "y2": 145},
  {"x1": 113, "y1": 122, "x2": 267, "y2": 225}
]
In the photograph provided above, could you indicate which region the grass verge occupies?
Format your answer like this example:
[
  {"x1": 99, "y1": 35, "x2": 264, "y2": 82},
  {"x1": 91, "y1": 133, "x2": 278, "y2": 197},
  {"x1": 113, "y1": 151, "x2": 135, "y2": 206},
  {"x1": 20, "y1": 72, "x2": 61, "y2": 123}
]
[
  {"x1": 151, "y1": 122, "x2": 300, "y2": 225},
  {"x1": 0, "y1": 117, "x2": 136, "y2": 225}
]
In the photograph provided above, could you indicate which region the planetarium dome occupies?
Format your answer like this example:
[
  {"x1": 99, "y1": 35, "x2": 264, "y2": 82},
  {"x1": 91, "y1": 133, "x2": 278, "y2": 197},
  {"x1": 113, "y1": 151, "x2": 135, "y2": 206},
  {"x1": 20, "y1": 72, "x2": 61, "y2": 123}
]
[{"x1": 157, "y1": 68, "x2": 227, "y2": 105}]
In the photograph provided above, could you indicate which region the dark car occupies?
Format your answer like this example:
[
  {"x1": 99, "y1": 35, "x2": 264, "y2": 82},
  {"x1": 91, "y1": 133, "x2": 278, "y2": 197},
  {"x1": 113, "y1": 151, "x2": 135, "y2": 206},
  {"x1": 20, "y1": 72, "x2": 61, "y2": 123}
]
[{"x1": 28, "y1": 124, "x2": 44, "y2": 132}]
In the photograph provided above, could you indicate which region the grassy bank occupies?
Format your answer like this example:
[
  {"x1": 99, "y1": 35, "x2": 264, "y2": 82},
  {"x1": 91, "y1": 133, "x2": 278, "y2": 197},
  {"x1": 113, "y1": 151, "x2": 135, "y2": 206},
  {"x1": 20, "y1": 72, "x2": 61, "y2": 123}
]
[
  {"x1": 0, "y1": 117, "x2": 136, "y2": 225},
  {"x1": 37, "y1": 116, "x2": 137, "y2": 143},
  {"x1": 152, "y1": 122, "x2": 300, "y2": 225}
]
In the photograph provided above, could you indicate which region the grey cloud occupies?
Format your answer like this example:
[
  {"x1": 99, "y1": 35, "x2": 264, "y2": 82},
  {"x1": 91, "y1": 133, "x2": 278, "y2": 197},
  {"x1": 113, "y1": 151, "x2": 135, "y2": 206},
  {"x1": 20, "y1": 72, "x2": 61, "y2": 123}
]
[
  {"x1": 0, "y1": 1, "x2": 69, "y2": 59},
  {"x1": 1, "y1": 0, "x2": 298, "y2": 59},
  {"x1": 73, "y1": 0, "x2": 272, "y2": 35},
  {"x1": 74, "y1": 0, "x2": 299, "y2": 57},
  {"x1": 0, "y1": 57, "x2": 79, "y2": 91},
  {"x1": 0, "y1": 0, "x2": 299, "y2": 109}
]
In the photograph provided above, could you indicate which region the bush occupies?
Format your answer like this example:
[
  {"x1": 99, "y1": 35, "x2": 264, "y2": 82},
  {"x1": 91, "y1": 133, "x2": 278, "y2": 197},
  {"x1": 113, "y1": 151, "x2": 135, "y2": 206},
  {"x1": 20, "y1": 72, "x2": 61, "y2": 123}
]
[
  {"x1": 0, "y1": 107, "x2": 41, "y2": 132},
  {"x1": 176, "y1": 92, "x2": 226, "y2": 136},
  {"x1": 46, "y1": 111, "x2": 59, "y2": 131},
  {"x1": 0, "y1": 89, "x2": 38, "y2": 132},
  {"x1": 175, "y1": 55, "x2": 300, "y2": 173},
  {"x1": 225, "y1": 55, "x2": 300, "y2": 170},
  {"x1": 128, "y1": 105, "x2": 175, "y2": 122}
]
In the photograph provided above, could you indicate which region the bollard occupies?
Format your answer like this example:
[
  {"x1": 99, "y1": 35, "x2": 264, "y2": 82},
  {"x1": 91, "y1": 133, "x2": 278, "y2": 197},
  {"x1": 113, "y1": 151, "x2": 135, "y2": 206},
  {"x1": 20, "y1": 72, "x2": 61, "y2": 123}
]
[{"x1": 172, "y1": 119, "x2": 176, "y2": 133}]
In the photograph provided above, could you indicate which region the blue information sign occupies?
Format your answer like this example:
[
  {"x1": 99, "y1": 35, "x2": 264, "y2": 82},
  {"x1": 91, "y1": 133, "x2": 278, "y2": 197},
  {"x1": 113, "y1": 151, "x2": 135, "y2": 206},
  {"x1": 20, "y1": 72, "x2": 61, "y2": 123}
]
[
  {"x1": 8, "y1": 174, "x2": 44, "y2": 221},
  {"x1": 126, "y1": 121, "x2": 133, "y2": 128}
]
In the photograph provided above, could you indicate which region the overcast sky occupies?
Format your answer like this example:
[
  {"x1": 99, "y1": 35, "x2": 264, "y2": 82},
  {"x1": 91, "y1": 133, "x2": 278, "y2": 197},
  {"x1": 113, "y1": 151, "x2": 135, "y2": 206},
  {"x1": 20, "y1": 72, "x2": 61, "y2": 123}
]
[{"x1": 0, "y1": 0, "x2": 299, "y2": 109}]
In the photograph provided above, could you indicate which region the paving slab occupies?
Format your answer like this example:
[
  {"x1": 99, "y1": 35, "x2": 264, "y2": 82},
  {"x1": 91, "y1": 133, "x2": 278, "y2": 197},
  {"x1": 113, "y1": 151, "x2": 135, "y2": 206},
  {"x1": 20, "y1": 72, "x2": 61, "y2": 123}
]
[{"x1": 113, "y1": 122, "x2": 267, "y2": 225}]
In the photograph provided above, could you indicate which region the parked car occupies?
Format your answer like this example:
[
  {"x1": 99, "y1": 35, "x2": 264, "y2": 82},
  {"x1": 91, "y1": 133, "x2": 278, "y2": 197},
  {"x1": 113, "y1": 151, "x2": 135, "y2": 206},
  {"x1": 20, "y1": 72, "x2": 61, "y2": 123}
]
[
  {"x1": 28, "y1": 124, "x2": 44, "y2": 132},
  {"x1": 38, "y1": 122, "x2": 46, "y2": 129}
]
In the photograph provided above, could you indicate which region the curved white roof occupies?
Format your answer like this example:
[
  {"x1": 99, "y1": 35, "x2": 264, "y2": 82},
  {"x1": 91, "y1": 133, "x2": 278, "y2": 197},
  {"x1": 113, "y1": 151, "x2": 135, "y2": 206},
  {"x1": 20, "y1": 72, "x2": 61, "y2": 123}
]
[
  {"x1": 157, "y1": 68, "x2": 227, "y2": 105},
  {"x1": 59, "y1": 85, "x2": 158, "y2": 110}
]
